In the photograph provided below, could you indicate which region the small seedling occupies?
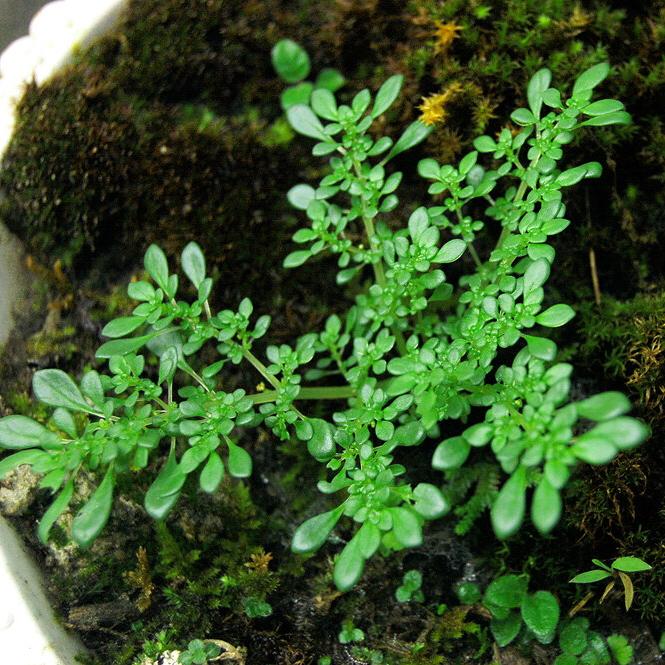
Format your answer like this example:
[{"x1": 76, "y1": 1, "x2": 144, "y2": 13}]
[{"x1": 570, "y1": 557, "x2": 652, "y2": 610}]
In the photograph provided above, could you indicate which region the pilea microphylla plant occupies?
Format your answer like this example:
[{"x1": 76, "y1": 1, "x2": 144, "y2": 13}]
[{"x1": 0, "y1": 55, "x2": 650, "y2": 592}]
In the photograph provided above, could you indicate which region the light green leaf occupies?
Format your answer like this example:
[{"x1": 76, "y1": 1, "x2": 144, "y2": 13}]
[
  {"x1": 271, "y1": 39, "x2": 310, "y2": 83},
  {"x1": 491, "y1": 611, "x2": 522, "y2": 647},
  {"x1": 334, "y1": 536, "x2": 365, "y2": 592},
  {"x1": 531, "y1": 478, "x2": 561, "y2": 534},
  {"x1": 181, "y1": 242, "x2": 206, "y2": 289},
  {"x1": 311, "y1": 89, "x2": 338, "y2": 120},
  {"x1": 372, "y1": 74, "x2": 403, "y2": 118},
  {"x1": 521, "y1": 591, "x2": 559, "y2": 643},
  {"x1": 573, "y1": 62, "x2": 610, "y2": 95},
  {"x1": 144, "y1": 244, "x2": 169, "y2": 291},
  {"x1": 158, "y1": 346, "x2": 179, "y2": 386},
  {"x1": 287, "y1": 184, "x2": 316, "y2": 210},
  {"x1": 226, "y1": 439, "x2": 252, "y2": 478},
  {"x1": 281, "y1": 82, "x2": 313, "y2": 110},
  {"x1": 485, "y1": 574, "x2": 528, "y2": 608},
  {"x1": 569, "y1": 569, "x2": 613, "y2": 584},
  {"x1": 413, "y1": 483, "x2": 449, "y2": 520},
  {"x1": 33, "y1": 369, "x2": 98, "y2": 414},
  {"x1": 524, "y1": 335, "x2": 557, "y2": 361},
  {"x1": 72, "y1": 468, "x2": 114, "y2": 548},
  {"x1": 435, "y1": 239, "x2": 467, "y2": 264},
  {"x1": 536, "y1": 304, "x2": 575, "y2": 328},
  {"x1": 286, "y1": 104, "x2": 328, "y2": 141},
  {"x1": 432, "y1": 436, "x2": 471, "y2": 470},
  {"x1": 611, "y1": 557, "x2": 652, "y2": 573},
  {"x1": 101, "y1": 316, "x2": 144, "y2": 339},
  {"x1": 283, "y1": 250, "x2": 312, "y2": 268},
  {"x1": 390, "y1": 507, "x2": 422, "y2": 548},
  {"x1": 527, "y1": 68, "x2": 552, "y2": 119},
  {"x1": 576, "y1": 392, "x2": 631, "y2": 421},
  {"x1": 144, "y1": 452, "x2": 187, "y2": 520},
  {"x1": 292, "y1": 506, "x2": 344, "y2": 554},
  {"x1": 0, "y1": 415, "x2": 51, "y2": 450},
  {"x1": 38, "y1": 479, "x2": 74, "y2": 544},
  {"x1": 315, "y1": 68, "x2": 345, "y2": 92},
  {"x1": 199, "y1": 451, "x2": 225, "y2": 493},
  {"x1": 491, "y1": 466, "x2": 527, "y2": 539},
  {"x1": 0, "y1": 449, "x2": 48, "y2": 480},
  {"x1": 307, "y1": 418, "x2": 336, "y2": 461},
  {"x1": 385, "y1": 121, "x2": 432, "y2": 161},
  {"x1": 96, "y1": 333, "x2": 159, "y2": 359}
]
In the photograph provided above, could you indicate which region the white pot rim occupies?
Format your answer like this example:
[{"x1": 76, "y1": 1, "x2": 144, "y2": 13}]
[
  {"x1": 0, "y1": 3, "x2": 127, "y2": 664},
  {"x1": 0, "y1": 0, "x2": 126, "y2": 160}
]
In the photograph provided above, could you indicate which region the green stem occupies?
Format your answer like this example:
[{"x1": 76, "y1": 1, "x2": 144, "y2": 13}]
[
  {"x1": 241, "y1": 348, "x2": 281, "y2": 390},
  {"x1": 351, "y1": 158, "x2": 407, "y2": 355},
  {"x1": 247, "y1": 385, "x2": 355, "y2": 405}
]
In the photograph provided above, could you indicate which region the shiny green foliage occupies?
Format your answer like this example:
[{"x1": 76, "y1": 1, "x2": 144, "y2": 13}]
[
  {"x1": 465, "y1": 575, "x2": 632, "y2": 662},
  {"x1": 0, "y1": 60, "x2": 648, "y2": 596},
  {"x1": 178, "y1": 640, "x2": 221, "y2": 665}
]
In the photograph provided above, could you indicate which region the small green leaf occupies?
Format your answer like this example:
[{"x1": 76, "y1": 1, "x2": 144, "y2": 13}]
[
  {"x1": 158, "y1": 346, "x2": 179, "y2": 385},
  {"x1": 611, "y1": 557, "x2": 652, "y2": 573},
  {"x1": 569, "y1": 569, "x2": 613, "y2": 584},
  {"x1": 432, "y1": 436, "x2": 471, "y2": 470},
  {"x1": 144, "y1": 244, "x2": 169, "y2": 291},
  {"x1": 576, "y1": 392, "x2": 631, "y2": 421},
  {"x1": 0, "y1": 449, "x2": 48, "y2": 480},
  {"x1": 292, "y1": 506, "x2": 344, "y2": 553},
  {"x1": 531, "y1": 478, "x2": 561, "y2": 534},
  {"x1": 474, "y1": 135, "x2": 497, "y2": 152},
  {"x1": 33, "y1": 369, "x2": 98, "y2": 414},
  {"x1": 485, "y1": 575, "x2": 528, "y2": 609},
  {"x1": 101, "y1": 316, "x2": 144, "y2": 338},
  {"x1": 181, "y1": 242, "x2": 206, "y2": 289},
  {"x1": 144, "y1": 452, "x2": 187, "y2": 521},
  {"x1": 390, "y1": 507, "x2": 422, "y2": 548},
  {"x1": 96, "y1": 333, "x2": 159, "y2": 359},
  {"x1": 491, "y1": 611, "x2": 522, "y2": 647},
  {"x1": 583, "y1": 417, "x2": 649, "y2": 450},
  {"x1": 334, "y1": 536, "x2": 366, "y2": 591},
  {"x1": 385, "y1": 121, "x2": 432, "y2": 161},
  {"x1": 307, "y1": 418, "x2": 336, "y2": 461},
  {"x1": 511, "y1": 108, "x2": 536, "y2": 126},
  {"x1": 559, "y1": 618, "x2": 590, "y2": 656},
  {"x1": 226, "y1": 439, "x2": 252, "y2": 478},
  {"x1": 573, "y1": 62, "x2": 610, "y2": 95},
  {"x1": 523, "y1": 258, "x2": 551, "y2": 295},
  {"x1": 283, "y1": 250, "x2": 312, "y2": 268},
  {"x1": 271, "y1": 39, "x2": 310, "y2": 83},
  {"x1": 38, "y1": 479, "x2": 74, "y2": 544},
  {"x1": 311, "y1": 88, "x2": 338, "y2": 120},
  {"x1": 571, "y1": 437, "x2": 617, "y2": 465},
  {"x1": 0, "y1": 415, "x2": 51, "y2": 450},
  {"x1": 315, "y1": 68, "x2": 345, "y2": 92},
  {"x1": 527, "y1": 68, "x2": 552, "y2": 119},
  {"x1": 413, "y1": 483, "x2": 449, "y2": 520},
  {"x1": 281, "y1": 82, "x2": 313, "y2": 110},
  {"x1": 606, "y1": 634, "x2": 633, "y2": 665},
  {"x1": 286, "y1": 104, "x2": 328, "y2": 141},
  {"x1": 521, "y1": 591, "x2": 559, "y2": 643},
  {"x1": 435, "y1": 239, "x2": 467, "y2": 264},
  {"x1": 72, "y1": 468, "x2": 115, "y2": 548},
  {"x1": 199, "y1": 451, "x2": 225, "y2": 493},
  {"x1": 536, "y1": 304, "x2": 575, "y2": 328},
  {"x1": 372, "y1": 74, "x2": 403, "y2": 118},
  {"x1": 491, "y1": 466, "x2": 527, "y2": 539},
  {"x1": 417, "y1": 158, "x2": 440, "y2": 179},
  {"x1": 525, "y1": 335, "x2": 557, "y2": 361},
  {"x1": 287, "y1": 184, "x2": 316, "y2": 210},
  {"x1": 582, "y1": 99, "x2": 625, "y2": 116}
]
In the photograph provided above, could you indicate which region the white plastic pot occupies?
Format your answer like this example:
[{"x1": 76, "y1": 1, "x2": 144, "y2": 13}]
[{"x1": 0, "y1": 2, "x2": 126, "y2": 663}]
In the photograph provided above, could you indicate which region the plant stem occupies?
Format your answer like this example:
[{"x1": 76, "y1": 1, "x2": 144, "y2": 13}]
[
  {"x1": 247, "y1": 385, "x2": 355, "y2": 405},
  {"x1": 241, "y1": 348, "x2": 281, "y2": 390},
  {"x1": 351, "y1": 158, "x2": 408, "y2": 355}
]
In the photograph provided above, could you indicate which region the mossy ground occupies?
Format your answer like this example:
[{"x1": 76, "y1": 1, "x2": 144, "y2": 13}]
[{"x1": 1, "y1": 0, "x2": 665, "y2": 663}]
